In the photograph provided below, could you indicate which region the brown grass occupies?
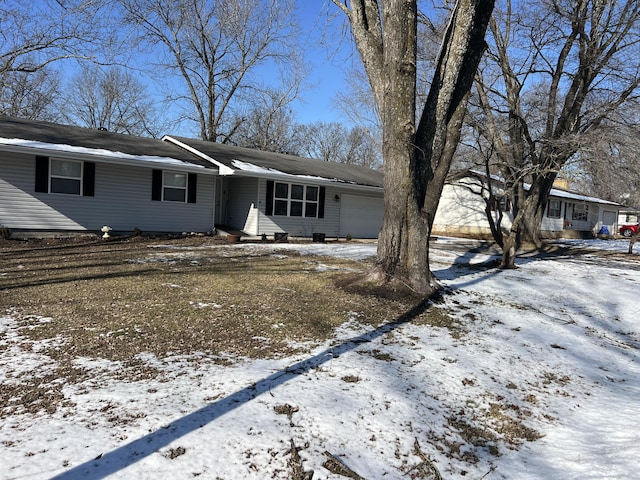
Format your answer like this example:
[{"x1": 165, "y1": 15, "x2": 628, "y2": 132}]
[{"x1": 0, "y1": 236, "x2": 427, "y2": 365}]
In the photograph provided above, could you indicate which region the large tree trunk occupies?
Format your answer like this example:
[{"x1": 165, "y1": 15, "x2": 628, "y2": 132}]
[{"x1": 334, "y1": 0, "x2": 494, "y2": 297}]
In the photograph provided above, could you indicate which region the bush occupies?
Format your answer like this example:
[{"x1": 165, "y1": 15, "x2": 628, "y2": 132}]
[{"x1": 0, "y1": 225, "x2": 11, "y2": 240}]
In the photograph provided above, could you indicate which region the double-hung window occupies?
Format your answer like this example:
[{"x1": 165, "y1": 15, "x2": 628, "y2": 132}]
[
  {"x1": 50, "y1": 159, "x2": 83, "y2": 194},
  {"x1": 163, "y1": 172, "x2": 187, "y2": 202},
  {"x1": 547, "y1": 199, "x2": 562, "y2": 218},
  {"x1": 151, "y1": 169, "x2": 197, "y2": 203},
  {"x1": 572, "y1": 203, "x2": 588, "y2": 221},
  {"x1": 273, "y1": 182, "x2": 319, "y2": 217},
  {"x1": 267, "y1": 180, "x2": 324, "y2": 218},
  {"x1": 34, "y1": 156, "x2": 95, "y2": 196}
]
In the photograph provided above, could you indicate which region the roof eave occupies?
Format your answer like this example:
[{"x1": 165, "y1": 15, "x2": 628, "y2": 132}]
[
  {"x1": 231, "y1": 169, "x2": 383, "y2": 192},
  {"x1": 0, "y1": 140, "x2": 216, "y2": 174}
]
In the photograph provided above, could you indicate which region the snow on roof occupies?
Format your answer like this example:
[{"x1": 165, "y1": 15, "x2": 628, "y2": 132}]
[
  {"x1": 0, "y1": 137, "x2": 206, "y2": 170},
  {"x1": 547, "y1": 186, "x2": 621, "y2": 205},
  {"x1": 230, "y1": 159, "x2": 355, "y2": 184},
  {"x1": 458, "y1": 170, "x2": 620, "y2": 206}
]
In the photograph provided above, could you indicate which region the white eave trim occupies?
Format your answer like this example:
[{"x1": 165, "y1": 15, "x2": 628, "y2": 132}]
[
  {"x1": 0, "y1": 138, "x2": 216, "y2": 174},
  {"x1": 162, "y1": 135, "x2": 234, "y2": 175},
  {"x1": 231, "y1": 168, "x2": 383, "y2": 192}
]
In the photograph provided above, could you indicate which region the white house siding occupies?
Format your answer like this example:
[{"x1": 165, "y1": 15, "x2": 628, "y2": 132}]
[
  {"x1": 224, "y1": 176, "x2": 261, "y2": 233},
  {"x1": 254, "y1": 179, "x2": 344, "y2": 237},
  {"x1": 432, "y1": 183, "x2": 514, "y2": 237},
  {"x1": 0, "y1": 153, "x2": 215, "y2": 233},
  {"x1": 224, "y1": 177, "x2": 364, "y2": 237}
]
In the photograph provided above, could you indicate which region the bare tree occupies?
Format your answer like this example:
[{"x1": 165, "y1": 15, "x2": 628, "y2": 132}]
[
  {"x1": 471, "y1": 0, "x2": 640, "y2": 268},
  {"x1": 229, "y1": 67, "x2": 309, "y2": 154},
  {"x1": 119, "y1": 0, "x2": 305, "y2": 143},
  {"x1": 62, "y1": 65, "x2": 163, "y2": 136},
  {"x1": 331, "y1": 0, "x2": 494, "y2": 296},
  {"x1": 296, "y1": 122, "x2": 348, "y2": 162},
  {"x1": 572, "y1": 121, "x2": 640, "y2": 207},
  {"x1": 295, "y1": 121, "x2": 382, "y2": 168},
  {"x1": 0, "y1": 68, "x2": 61, "y2": 120},
  {"x1": 1, "y1": 0, "x2": 111, "y2": 120}
]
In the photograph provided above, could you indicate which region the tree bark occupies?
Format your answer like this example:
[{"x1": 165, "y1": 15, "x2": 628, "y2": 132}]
[{"x1": 335, "y1": 0, "x2": 494, "y2": 296}]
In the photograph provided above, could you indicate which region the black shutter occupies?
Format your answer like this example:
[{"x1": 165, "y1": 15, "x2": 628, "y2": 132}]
[
  {"x1": 318, "y1": 186, "x2": 326, "y2": 218},
  {"x1": 265, "y1": 180, "x2": 274, "y2": 215},
  {"x1": 83, "y1": 162, "x2": 95, "y2": 197},
  {"x1": 187, "y1": 173, "x2": 197, "y2": 203},
  {"x1": 152, "y1": 169, "x2": 162, "y2": 201},
  {"x1": 35, "y1": 156, "x2": 49, "y2": 193}
]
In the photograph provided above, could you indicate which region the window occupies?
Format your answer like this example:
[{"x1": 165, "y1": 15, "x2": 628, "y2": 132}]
[
  {"x1": 572, "y1": 203, "x2": 588, "y2": 221},
  {"x1": 151, "y1": 170, "x2": 197, "y2": 203},
  {"x1": 266, "y1": 180, "x2": 324, "y2": 218},
  {"x1": 547, "y1": 199, "x2": 562, "y2": 218},
  {"x1": 163, "y1": 172, "x2": 187, "y2": 202},
  {"x1": 34, "y1": 156, "x2": 95, "y2": 196},
  {"x1": 50, "y1": 159, "x2": 82, "y2": 194},
  {"x1": 489, "y1": 195, "x2": 511, "y2": 212}
]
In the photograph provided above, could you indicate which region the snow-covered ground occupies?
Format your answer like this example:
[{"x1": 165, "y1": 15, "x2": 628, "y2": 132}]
[{"x1": 1, "y1": 237, "x2": 639, "y2": 479}]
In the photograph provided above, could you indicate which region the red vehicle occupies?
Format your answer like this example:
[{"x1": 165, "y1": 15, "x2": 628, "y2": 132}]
[{"x1": 619, "y1": 224, "x2": 640, "y2": 237}]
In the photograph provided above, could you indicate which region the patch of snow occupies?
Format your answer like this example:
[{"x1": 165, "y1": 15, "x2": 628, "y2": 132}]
[
  {"x1": 1, "y1": 238, "x2": 639, "y2": 479},
  {"x1": 0, "y1": 137, "x2": 204, "y2": 169}
]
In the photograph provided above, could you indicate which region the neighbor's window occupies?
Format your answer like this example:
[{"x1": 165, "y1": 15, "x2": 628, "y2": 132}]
[
  {"x1": 50, "y1": 159, "x2": 82, "y2": 195},
  {"x1": 163, "y1": 172, "x2": 187, "y2": 202},
  {"x1": 273, "y1": 182, "x2": 319, "y2": 217},
  {"x1": 490, "y1": 195, "x2": 511, "y2": 212},
  {"x1": 547, "y1": 199, "x2": 562, "y2": 218},
  {"x1": 572, "y1": 203, "x2": 588, "y2": 221}
]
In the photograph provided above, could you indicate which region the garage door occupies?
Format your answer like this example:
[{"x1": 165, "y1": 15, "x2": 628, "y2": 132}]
[{"x1": 340, "y1": 194, "x2": 384, "y2": 239}]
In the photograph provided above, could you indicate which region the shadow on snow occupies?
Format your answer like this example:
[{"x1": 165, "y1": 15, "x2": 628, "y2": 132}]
[{"x1": 50, "y1": 300, "x2": 433, "y2": 480}]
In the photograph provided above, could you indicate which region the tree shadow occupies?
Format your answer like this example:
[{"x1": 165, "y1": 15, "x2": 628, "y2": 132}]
[{"x1": 49, "y1": 300, "x2": 433, "y2": 480}]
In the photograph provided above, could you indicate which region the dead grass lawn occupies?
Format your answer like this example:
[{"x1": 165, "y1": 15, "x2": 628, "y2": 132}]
[{"x1": 1, "y1": 236, "x2": 449, "y2": 366}]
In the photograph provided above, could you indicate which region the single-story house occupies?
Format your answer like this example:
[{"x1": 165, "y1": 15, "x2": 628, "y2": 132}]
[
  {"x1": 432, "y1": 173, "x2": 623, "y2": 238},
  {"x1": 0, "y1": 116, "x2": 384, "y2": 239}
]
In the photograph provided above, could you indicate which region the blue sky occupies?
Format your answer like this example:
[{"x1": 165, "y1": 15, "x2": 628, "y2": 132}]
[{"x1": 287, "y1": 3, "x2": 358, "y2": 125}]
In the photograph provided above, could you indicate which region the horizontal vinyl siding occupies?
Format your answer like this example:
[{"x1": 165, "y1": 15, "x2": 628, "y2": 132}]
[
  {"x1": 225, "y1": 177, "x2": 260, "y2": 234},
  {"x1": 1, "y1": 153, "x2": 84, "y2": 230},
  {"x1": 0, "y1": 153, "x2": 215, "y2": 233},
  {"x1": 432, "y1": 184, "x2": 514, "y2": 236},
  {"x1": 257, "y1": 179, "x2": 344, "y2": 237}
]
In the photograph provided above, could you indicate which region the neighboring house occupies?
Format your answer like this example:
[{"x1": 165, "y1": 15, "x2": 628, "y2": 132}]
[
  {"x1": 0, "y1": 116, "x2": 384, "y2": 239},
  {"x1": 432, "y1": 173, "x2": 623, "y2": 238}
]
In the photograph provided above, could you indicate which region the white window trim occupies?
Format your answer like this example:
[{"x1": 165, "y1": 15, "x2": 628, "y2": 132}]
[
  {"x1": 571, "y1": 203, "x2": 589, "y2": 221},
  {"x1": 273, "y1": 182, "x2": 319, "y2": 218},
  {"x1": 162, "y1": 171, "x2": 187, "y2": 202},
  {"x1": 50, "y1": 158, "x2": 83, "y2": 195},
  {"x1": 547, "y1": 199, "x2": 562, "y2": 218}
]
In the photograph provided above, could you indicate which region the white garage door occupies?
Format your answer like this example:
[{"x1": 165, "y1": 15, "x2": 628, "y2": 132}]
[{"x1": 340, "y1": 194, "x2": 384, "y2": 239}]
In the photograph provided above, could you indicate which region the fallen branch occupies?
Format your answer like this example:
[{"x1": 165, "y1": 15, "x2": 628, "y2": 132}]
[
  {"x1": 406, "y1": 438, "x2": 442, "y2": 480},
  {"x1": 323, "y1": 451, "x2": 366, "y2": 479}
]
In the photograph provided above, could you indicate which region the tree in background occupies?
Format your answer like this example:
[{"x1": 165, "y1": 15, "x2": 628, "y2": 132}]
[
  {"x1": 295, "y1": 122, "x2": 381, "y2": 168},
  {"x1": 119, "y1": 0, "x2": 306, "y2": 143},
  {"x1": 331, "y1": 0, "x2": 494, "y2": 296},
  {"x1": 0, "y1": 0, "x2": 111, "y2": 120},
  {"x1": 63, "y1": 65, "x2": 163, "y2": 136},
  {"x1": 470, "y1": 0, "x2": 640, "y2": 268},
  {"x1": 0, "y1": 68, "x2": 60, "y2": 120}
]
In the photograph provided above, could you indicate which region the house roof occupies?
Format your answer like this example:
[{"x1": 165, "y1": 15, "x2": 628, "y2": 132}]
[
  {"x1": 0, "y1": 116, "x2": 214, "y2": 171},
  {"x1": 0, "y1": 116, "x2": 384, "y2": 189},
  {"x1": 163, "y1": 135, "x2": 384, "y2": 188},
  {"x1": 453, "y1": 170, "x2": 621, "y2": 207}
]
